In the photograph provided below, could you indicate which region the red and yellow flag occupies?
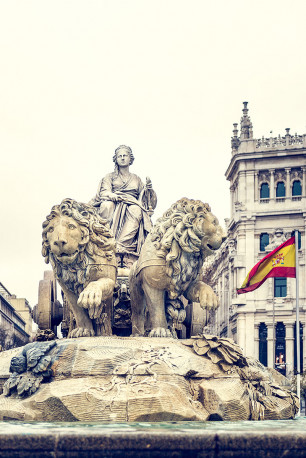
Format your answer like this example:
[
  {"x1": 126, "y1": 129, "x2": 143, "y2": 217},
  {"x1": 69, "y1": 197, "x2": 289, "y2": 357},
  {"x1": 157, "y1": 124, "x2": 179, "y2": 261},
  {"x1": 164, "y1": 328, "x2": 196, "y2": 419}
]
[{"x1": 237, "y1": 236, "x2": 296, "y2": 294}]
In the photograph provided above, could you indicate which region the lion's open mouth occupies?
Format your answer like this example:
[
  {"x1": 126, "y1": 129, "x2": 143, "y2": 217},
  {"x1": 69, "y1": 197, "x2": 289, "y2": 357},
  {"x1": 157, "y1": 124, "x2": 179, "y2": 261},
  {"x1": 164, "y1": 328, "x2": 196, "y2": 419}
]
[
  {"x1": 56, "y1": 251, "x2": 78, "y2": 262},
  {"x1": 207, "y1": 243, "x2": 219, "y2": 251}
]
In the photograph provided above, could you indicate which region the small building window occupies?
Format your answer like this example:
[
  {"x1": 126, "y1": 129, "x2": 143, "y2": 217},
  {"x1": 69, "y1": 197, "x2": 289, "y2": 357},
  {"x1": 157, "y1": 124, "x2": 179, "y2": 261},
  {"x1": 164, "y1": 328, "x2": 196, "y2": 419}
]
[
  {"x1": 291, "y1": 230, "x2": 301, "y2": 249},
  {"x1": 274, "y1": 278, "x2": 287, "y2": 297},
  {"x1": 260, "y1": 233, "x2": 269, "y2": 251},
  {"x1": 275, "y1": 322, "x2": 286, "y2": 376},
  {"x1": 292, "y1": 180, "x2": 302, "y2": 196},
  {"x1": 276, "y1": 181, "x2": 285, "y2": 197},
  {"x1": 260, "y1": 183, "x2": 270, "y2": 199}
]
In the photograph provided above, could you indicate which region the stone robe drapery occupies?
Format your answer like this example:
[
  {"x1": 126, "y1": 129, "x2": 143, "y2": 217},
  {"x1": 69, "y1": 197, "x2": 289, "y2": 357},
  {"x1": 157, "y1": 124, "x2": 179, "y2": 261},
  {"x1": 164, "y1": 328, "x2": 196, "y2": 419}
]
[{"x1": 91, "y1": 172, "x2": 157, "y2": 255}]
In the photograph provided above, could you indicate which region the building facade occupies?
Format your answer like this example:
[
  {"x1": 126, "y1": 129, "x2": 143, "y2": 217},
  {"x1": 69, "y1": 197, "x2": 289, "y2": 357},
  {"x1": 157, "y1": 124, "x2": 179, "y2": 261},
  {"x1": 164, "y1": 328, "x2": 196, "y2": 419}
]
[
  {"x1": 204, "y1": 102, "x2": 306, "y2": 378},
  {"x1": 0, "y1": 282, "x2": 33, "y2": 349}
]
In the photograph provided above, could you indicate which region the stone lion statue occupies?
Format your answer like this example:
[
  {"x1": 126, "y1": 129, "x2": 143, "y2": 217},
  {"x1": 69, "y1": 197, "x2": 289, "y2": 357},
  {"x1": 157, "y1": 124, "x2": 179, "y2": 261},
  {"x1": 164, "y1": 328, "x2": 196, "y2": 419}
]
[
  {"x1": 129, "y1": 198, "x2": 226, "y2": 337},
  {"x1": 42, "y1": 198, "x2": 117, "y2": 338}
]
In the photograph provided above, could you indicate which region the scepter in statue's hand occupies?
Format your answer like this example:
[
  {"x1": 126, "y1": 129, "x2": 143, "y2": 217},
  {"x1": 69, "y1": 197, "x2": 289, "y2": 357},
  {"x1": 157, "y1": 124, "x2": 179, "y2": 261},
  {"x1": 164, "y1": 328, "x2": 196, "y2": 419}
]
[{"x1": 145, "y1": 177, "x2": 154, "y2": 216}]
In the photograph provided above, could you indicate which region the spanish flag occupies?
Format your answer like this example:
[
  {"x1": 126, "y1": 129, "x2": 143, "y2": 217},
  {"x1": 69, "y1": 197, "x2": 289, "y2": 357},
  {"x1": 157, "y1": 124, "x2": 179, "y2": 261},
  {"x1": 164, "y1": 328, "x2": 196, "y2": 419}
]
[{"x1": 237, "y1": 236, "x2": 296, "y2": 294}]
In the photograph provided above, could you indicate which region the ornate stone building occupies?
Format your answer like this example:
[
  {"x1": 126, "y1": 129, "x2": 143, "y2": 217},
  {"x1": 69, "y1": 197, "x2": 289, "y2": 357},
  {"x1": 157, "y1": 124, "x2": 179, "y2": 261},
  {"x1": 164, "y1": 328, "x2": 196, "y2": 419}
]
[
  {"x1": 204, "y1": 102, "x2": 306, "y2": 378},
  {"x1": 0, "y1": 282, "x2": 32, "y2": 349}
]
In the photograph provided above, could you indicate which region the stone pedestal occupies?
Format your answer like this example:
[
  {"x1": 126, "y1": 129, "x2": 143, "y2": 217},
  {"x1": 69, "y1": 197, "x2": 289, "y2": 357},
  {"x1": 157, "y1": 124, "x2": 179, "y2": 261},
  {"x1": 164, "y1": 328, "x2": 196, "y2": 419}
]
[{"x1": 0, "y1": 336, "x2": 298, "y2": 422}]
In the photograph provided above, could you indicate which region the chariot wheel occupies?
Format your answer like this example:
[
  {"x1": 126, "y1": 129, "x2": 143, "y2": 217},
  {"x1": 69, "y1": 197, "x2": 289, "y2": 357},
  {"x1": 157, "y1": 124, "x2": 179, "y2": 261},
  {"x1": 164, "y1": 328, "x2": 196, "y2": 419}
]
[{"x1": 32, "y1": 271, "x2": 63, "y2": 335}]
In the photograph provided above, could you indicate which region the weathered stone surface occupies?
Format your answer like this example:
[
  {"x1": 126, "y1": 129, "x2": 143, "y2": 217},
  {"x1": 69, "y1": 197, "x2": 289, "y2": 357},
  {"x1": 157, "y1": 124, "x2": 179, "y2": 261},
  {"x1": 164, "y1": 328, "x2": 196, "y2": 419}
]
[
  {"x1": 199, "y1": 378, "x2": 250, "y2": 421},
  {"x1": 0, "y1": 336, "x2": 298, "y2": 422}
]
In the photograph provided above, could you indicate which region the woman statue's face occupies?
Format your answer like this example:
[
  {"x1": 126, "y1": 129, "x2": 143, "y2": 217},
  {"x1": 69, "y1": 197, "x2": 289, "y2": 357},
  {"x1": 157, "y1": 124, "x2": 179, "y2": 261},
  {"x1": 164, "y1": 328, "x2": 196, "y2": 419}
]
[{"x1": 116, "y1": 150, "x2": 130, "y2": 167}]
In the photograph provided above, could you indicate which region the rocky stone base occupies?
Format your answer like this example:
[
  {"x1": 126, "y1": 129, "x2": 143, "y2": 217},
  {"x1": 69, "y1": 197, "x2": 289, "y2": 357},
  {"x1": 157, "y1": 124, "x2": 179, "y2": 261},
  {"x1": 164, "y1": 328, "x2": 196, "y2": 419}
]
[{"x1": 0, "y1": 336, "x2": 298, "y2": 422}]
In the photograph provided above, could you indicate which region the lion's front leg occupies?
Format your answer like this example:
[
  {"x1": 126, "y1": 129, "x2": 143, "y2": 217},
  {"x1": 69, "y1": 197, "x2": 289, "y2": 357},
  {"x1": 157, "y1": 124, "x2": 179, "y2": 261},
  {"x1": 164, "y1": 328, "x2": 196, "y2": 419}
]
[
  {"x1": 142, "y1": 279, "x2": 173, "y2": 338},
  {"x1": 185, "y1": 280, "x2": 219, "y2": 310},
  {"x1": 78, "y1": 278, "x2": 115, "y2": 319},
  {"x1": 60, "y1": 286, "x2": 95, "y2": 338}
]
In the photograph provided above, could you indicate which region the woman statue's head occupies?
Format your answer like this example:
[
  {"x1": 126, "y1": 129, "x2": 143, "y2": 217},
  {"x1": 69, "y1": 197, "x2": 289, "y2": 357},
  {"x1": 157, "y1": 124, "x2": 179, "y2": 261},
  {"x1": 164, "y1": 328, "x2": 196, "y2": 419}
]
[{"x1": 113, "y1": 145, "x2": 135, "y2": 167}]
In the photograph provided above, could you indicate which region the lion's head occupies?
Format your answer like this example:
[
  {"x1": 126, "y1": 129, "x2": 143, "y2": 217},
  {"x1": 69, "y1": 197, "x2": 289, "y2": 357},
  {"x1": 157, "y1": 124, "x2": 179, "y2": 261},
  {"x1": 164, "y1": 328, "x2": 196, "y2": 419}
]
[
  {"x1": 150, "y1": 198, "x2": 226, "y2": 298},
  {"x1": 42, "y1": 199, "x2": 116, "y2": 294}
]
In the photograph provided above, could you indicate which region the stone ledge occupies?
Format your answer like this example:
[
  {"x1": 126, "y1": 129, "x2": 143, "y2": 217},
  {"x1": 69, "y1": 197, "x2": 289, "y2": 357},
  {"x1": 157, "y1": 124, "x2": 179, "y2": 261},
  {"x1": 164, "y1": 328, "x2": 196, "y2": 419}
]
[{"x1": 0, "y1": 422, "x2": 306, "y2": 457}]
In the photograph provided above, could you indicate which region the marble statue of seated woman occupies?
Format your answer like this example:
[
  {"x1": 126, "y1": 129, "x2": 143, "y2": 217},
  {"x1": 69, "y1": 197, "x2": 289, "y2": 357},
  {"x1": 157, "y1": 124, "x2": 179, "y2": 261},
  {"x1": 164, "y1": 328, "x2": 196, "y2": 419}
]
[{"x1": 90, "y1": 145, "x2": 157, "y2": 265}]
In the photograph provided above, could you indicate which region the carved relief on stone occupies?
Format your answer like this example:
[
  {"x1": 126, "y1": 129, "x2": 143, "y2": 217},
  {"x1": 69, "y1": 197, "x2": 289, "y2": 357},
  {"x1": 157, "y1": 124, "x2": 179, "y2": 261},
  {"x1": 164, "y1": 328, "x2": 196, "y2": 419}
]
[
  {"x1": 274, "y1": 170, "x2": 285, "y2": 182},
  {"x1": 264, "y1": 228, "x2": 287, "y2": 252},
  {"x1": 256, "y1": 136, "x2": 271, "y2": 148},
  {"x1": 291, "y1": 168, "x2": 302, "y2": 181},
  {"x1": 234, "y1": 201, "x2": 246, "y2": 211},
  {"x1": 228, "y1": 238, "x2": 236, "y2": 257},
  {"x1": 3, "y1": 341, "x2": 57, "y2": 397},
  {"x1": 289, "y1": 134, "x2": 303, "y2": 145},
  {"x1": 113, "y1": 278, "x2": 132, "y2": 330},
  {"x1": 225, "y1": 275, "x2": 229, "y2": 292},
  {"x1": 0, "y1": 336, "x2": 299, "y2": 421},
  {"x1": 229, "y1": 303, "x2": 237, "y2": 316},
  {"x1": 258, "y1": 171, "x2": 270, "y2": 184}
]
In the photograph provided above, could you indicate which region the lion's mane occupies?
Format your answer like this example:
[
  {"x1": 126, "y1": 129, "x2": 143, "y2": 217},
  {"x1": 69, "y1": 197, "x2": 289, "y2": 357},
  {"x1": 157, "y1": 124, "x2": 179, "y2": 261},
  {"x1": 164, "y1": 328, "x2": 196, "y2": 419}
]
[
  {"x1": 150, "y1": 198, "x2": 211, "y2": 299},
  {"x1": 42, "y1": 198, "x2": 116, "y2": 294}
]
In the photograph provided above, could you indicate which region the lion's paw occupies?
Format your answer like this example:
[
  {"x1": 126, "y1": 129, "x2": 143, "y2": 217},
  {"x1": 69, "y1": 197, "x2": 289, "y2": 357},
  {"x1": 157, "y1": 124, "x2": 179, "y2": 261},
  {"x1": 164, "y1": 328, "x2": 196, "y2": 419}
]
[
  {"x1": 149, "y1": 327, "x2": 174, "y2": 338},
  {"x1": 88, "y1": 303, "x2": 104, "y2": 320},
  {"x1": 68, "y1": 327, "x2": 95, "y2": 338},
  {"x1": 197, "y1": 283, "x2": 219, "y2": 310}
]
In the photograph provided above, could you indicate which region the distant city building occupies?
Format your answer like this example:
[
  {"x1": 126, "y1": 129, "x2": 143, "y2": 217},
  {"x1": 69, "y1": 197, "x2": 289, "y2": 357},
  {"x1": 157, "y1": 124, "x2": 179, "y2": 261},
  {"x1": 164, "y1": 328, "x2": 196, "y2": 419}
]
[
  {"x1": 204, "y1": 102, "x2": 306, "y2": 378},
  {"x1": 0, "y1": 282, "x2": 33, "y2": 349}
]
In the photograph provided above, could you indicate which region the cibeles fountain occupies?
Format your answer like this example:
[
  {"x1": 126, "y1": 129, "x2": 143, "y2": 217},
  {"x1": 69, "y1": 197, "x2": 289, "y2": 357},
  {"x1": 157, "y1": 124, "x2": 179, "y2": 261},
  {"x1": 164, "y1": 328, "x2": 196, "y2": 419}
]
[{"x1": 0, "y1": 145, "x2": 299, "y2": 422}]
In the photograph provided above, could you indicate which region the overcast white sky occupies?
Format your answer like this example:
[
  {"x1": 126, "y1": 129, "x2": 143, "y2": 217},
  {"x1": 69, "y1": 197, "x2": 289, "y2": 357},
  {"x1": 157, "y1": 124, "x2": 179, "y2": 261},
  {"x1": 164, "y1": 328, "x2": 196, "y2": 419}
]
[{"x1": 0, "y1": 0, "x2": 305, "y2": 307}]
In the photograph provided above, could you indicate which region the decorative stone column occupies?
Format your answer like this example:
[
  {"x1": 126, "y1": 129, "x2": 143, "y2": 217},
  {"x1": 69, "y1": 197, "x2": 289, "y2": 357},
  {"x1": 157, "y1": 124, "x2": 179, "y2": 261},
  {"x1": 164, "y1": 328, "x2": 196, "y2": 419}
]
[
  {"x1": 231, "y1": 265, "x2": 235, "y2": 299},
  {"x1": 233, "y1": 268, "x2": 236, "y2": 298},
  {"x1": 230, "y1": 185, "x2": 235, "y2": 216},
  {"x1": 254, "y1": 171, "x2": 259, "y2": 202},
  {"x1": 285, "y1": 323, "x2": 294, "y2": 378},
  {"x1": 238, "y1": 170, "x2": 246, "y2": 204},
  {"x1": 285, "y1": 167, "x2": 291, "y2": 198},
  {"x1": 302, "y1": 166, "x2": 306, "y2": 198},
  {"x1": 267, "y1": 324, "x2": 274, "y2": 368},
  {"x1": 270, "y1": 169, "x2": 275, "y2": 200},
  {"x1": 267, "y1": 278, "x2": 273, "y2": 300}
]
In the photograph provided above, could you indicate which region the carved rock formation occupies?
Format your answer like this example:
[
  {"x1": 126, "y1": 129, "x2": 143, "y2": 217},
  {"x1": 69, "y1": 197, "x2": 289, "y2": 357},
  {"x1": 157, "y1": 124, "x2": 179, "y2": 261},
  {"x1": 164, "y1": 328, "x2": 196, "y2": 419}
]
[{"x1": 0, "y1": 336, "x2": 298, "y2": 422}]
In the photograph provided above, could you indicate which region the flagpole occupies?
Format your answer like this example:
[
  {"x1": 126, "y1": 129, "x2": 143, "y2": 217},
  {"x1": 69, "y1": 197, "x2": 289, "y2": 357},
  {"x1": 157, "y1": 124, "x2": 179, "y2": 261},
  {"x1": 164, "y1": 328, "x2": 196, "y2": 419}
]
[
  {"x1": 295, "y1": 230, "x2": 300, "y2": 416},
  {"x1": 272, "y1": 292, "x2": 275, "y2": 370}
]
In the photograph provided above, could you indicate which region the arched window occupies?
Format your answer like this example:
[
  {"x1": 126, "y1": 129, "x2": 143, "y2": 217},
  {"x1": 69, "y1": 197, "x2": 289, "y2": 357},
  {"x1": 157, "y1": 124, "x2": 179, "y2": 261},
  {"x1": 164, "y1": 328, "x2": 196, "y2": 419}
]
[
  {"x1": 275, "y1": 322, "x2": 286, "y2": 376},
  {"x1": 259, "y1": 323, "x2": 267, "y2": 367},
  {"x1": 291, "y1": 230, "x2": 301, "y2": 249},
  {"x1": 260, "y1": 233, "x2": 269, "y2": 251},
  {"x1": 292, "y1": 180, "x2": 302, "y2": 196},
  {"x1": 276, "y1": 181, "x2": 285, "y2": 197},
  {"x1": 260, "y1": 183, "x2": 270, "y2": 199}
]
